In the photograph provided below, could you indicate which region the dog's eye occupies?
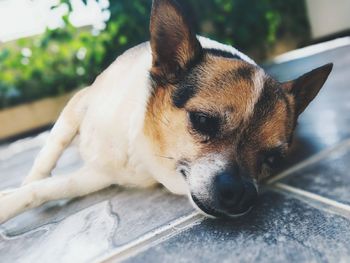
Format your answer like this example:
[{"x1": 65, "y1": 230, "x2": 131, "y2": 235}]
[
  {"x1": 264, "y1": 155, "x2": 277, "y2": 168},
  {"x1": 189, "y1": 111, "x2": 220, "y2": 139},
  {"x1": 263, "y1": 151, "x2": 284, "y2": 169}
]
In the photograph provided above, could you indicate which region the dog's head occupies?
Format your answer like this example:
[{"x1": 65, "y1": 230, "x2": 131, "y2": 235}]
[{"x1": 144, "y1": 0, "x2": 333, "y2": 217}]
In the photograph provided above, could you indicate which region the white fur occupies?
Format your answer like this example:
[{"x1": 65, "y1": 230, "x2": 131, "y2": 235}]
[
  {"x1": 187, "y1": 154, "x2": 227, "y2": 200},
  {"x1": 197, "y1": 36, "x2": 256, "y2": 65},
  {"x1": 0, "y1": 37, "x2": 255, "y2": 223}
]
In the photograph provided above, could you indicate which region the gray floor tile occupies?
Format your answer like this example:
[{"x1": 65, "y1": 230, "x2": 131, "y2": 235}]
[
  {"x1": 0, "y1": 186, "x2": 194, "y2": 263},
  {"x1": 280, "y1": 146, "x2": 350, "y2": 205},
  {"x1": 124, "y1": 190, "x2": 350, "y2": 263}
]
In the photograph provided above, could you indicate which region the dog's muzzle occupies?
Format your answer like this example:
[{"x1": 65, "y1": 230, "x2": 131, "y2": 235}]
[{"x1": 191, "y1": 169, "x2": 258, "y2": 218}]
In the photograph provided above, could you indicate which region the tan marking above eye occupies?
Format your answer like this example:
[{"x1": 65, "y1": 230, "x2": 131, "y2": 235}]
[
  {"x1": 258, "y1": 100, "x2": 291, "y2": 149},
  {"x1": 183, "y1": 58, "x2": 265, "y2": 131}
]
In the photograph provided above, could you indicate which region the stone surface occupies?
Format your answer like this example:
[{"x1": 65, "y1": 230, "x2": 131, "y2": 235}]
[
  {"x1": 0, "y1": 187, "x2": 194, "y2": 263},
  {"x1": 0, "y1": 201, "x2": 116, "y2": 263},
  {"x1": 281, "y1": 146, "x2": 350, "y2": 205},
  {"x1": 125, "y1": 191, "x2": 350, "y2": 263}
]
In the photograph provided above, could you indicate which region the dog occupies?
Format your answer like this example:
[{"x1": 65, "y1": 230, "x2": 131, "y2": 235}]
[{"x1": 0, "y1": 0, "x2": 333, "y2": 223}]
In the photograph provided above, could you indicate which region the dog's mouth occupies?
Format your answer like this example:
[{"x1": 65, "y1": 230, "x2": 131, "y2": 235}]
[
  {"x1": 176, "y1": 159, "x2": 190, "y2": 179},
  {"x1": 190, "y1": 194, "x2": 253, "y2": 219},
  {"x1": 191, "y1": 194, "x2": 225, "y2": 218}
]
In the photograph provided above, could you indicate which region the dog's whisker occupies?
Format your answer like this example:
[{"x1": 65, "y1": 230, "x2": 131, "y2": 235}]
[{"x1": 155, "y1": 155, "x2": 175, "y2": 160}]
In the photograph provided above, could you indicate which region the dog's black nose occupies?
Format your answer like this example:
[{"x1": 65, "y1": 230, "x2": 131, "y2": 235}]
[{"x1": 214, "y1": 170, "x2": 257, "y2": 215}]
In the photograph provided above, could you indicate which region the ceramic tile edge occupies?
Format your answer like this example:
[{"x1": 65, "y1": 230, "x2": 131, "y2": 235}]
[
  {"x1": 95, "y1": 212, "x2": 204, "y2": 263},
  {"x1": 267, "y1": 138, "x2": 350, "y2": 184},
  {"x1": 274, "y1": 183, "x2": 350, "y2": 216}
]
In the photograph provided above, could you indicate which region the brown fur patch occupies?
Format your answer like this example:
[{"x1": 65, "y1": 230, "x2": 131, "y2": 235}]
[
  {"x1": 144, "y1": 86, "x2": 199, "y2": 163},
  {"x1": 145, "y1": 49, "x2": 297, "y2": 181},
  {"x1": 258, "y1": 99, "x2": 293, "y2": 147},
  {"x1": 145, "y1": 55, "x2": 265, "y2": 165},
  {"x1": 235, "y1": 90, "x2": 295, "y2": 178},
  {"x1": 185, "y1": 56, "x2": 262, "y2": 131}
]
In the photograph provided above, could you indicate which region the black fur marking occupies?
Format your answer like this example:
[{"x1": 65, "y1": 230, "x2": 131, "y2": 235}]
[
  {"x1": 204, "y1": 48, "x2": 243, "y2": 60},
  {"x1": 172, "y1": 83, "x2": 197, "y2": 108},
  {"x1": 236, "y1": 66, "x2": 254, "y2": 81},
  {"x1": 218, "y1": 66, "x2": 254, "y2": 86},
  {"x1": 150, "y1": 45, "x2": 204, "y2": 86}
]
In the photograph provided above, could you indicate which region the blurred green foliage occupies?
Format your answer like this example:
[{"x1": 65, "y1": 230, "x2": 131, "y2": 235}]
[
  {"x1": 0, "y1": 18, "x2": 111, "y2": 109},
  {"x1": 0, "y1": 0, "x2": 310, "y2": 109}
]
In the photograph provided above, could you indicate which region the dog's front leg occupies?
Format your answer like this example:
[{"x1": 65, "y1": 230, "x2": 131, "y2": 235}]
[
  {"x1": 22, "y1": 89, "x2": 88, "y2": 185},
  {"x1": 0, "y1": 166, "x2": 116, "y2": 224}
]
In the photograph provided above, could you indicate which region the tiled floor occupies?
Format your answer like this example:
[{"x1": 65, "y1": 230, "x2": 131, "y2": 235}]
[{"x1": 1, "y1": 39, "x2": 350, "y2": 263}]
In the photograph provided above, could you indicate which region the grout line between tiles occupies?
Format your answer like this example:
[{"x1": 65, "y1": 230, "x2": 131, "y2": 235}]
[
  {"x1": 95, "y1": 212, "x2": 204, "y2": 263},
  {"x1": 274, "y1": 183, "x2": 350, "y2": 213},
  {"x1": 267, "y1": 138, "x2": 350, "y2": 184}
]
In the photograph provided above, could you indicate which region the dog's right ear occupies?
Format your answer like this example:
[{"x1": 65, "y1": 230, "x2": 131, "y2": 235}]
[
  {"x1": 282, "y1": 63, "x2": 333, "y2": 115},
  {"x1": 150, "y1": 0, "x2": 202, "y2": 84}
]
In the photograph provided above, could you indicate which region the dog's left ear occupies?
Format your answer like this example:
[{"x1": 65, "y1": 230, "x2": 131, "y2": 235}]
[
  {"x1": 282, "y1": 63, "x2": 333, "y2": 115},
  {"x1": 150, "y1": 0, "x2": 202, "y2": 84}
]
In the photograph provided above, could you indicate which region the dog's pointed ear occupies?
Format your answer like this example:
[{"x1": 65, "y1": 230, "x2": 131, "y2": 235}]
[
  {"x1": 282, "y1": 63, "x2": 333, "y2": 115},
  {"x1": 150, "y1": 0, "x2": 202, "y2": 84}
]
